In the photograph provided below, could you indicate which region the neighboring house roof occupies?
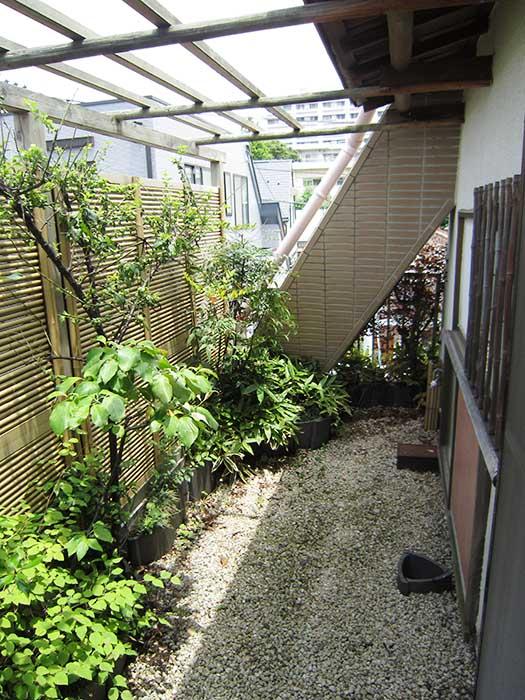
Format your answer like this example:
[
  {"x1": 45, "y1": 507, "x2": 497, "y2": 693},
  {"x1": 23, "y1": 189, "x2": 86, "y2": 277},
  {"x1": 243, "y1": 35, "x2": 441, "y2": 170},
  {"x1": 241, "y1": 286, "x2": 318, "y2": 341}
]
[{"x1": 252, "y1": 160, "x2": 294, "y2": 221}]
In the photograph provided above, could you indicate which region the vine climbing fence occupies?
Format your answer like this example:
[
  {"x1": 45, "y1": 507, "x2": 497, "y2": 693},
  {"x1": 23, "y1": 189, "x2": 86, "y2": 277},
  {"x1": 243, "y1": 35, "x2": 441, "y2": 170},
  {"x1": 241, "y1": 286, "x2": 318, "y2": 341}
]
[{"x1": 0, "y1": 175, "x2": 222, "y2": 512}]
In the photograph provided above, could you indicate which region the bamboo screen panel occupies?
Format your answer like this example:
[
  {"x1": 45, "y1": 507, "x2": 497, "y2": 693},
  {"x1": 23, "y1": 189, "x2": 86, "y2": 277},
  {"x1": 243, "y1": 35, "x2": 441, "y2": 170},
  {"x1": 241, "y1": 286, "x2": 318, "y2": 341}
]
[
  {"x1": 283, "y1": 118, "x2": 460, "y2": 370},
  {"x1": 464, "y1": 176, "x2": 522, "y2": 452},
  {"x1": 0, "y1": 177, "x2": 222, "y2": 511},
  {"x1": 0, "y1": 225, "x2": 58, "y2": 510}
]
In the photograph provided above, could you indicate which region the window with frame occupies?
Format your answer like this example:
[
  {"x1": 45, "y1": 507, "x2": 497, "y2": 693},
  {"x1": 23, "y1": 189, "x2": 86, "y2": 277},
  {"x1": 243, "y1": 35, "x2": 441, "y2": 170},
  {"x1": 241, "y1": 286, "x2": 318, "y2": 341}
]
[
  {"x1": 233, "y1": 174, "x2": 249, "y2": 226},
  {"x1": 184, "y1": 164, "x2": 203, "y2": 185}
]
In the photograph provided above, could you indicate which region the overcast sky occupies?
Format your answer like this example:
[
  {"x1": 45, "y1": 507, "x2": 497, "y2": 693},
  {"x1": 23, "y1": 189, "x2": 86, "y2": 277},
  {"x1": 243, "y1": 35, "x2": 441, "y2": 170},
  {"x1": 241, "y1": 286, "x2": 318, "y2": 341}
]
[{"x1": 0, "y1": 0, "x2": 342, "y2": 132}]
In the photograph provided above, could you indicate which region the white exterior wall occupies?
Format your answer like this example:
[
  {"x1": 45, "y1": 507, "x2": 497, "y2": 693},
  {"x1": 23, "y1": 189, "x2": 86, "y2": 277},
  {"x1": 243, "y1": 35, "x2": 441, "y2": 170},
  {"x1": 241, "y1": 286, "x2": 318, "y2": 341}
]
[
  {"x1": 441, "y1": 0, "x2": 525, "y2": 644},
  {"x1": 444, "y1": 0, "x2": 525, "y2": 329}
]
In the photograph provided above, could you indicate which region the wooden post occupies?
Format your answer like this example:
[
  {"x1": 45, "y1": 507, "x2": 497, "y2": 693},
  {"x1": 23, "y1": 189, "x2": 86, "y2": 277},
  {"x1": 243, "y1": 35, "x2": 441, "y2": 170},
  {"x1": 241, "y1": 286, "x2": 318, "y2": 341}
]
[{"x1": 13, "y1": 113, "x2": 73, "y2": 380}]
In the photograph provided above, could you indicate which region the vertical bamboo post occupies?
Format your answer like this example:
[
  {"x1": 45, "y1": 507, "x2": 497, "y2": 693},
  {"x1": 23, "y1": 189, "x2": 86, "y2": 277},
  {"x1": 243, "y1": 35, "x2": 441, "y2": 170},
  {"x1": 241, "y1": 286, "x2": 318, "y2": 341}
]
[
  {"x1": 495, "y1": 175, "x2": 521, "y2": 448},
  {"x1": 13, "y1": 113, "x2": 73, "y2": 380},
  {"x1": 475, "y1": 183, "x2": 494, "y2": 405},
  {"x1": 489, "y1": 178, "x2": 512, "y2": 435},
  {"x1": 132, "y1": 177, "x2": 152, "y2": 341},
  {"x1": 465, "y1": 187, "x2": 482, "y2": 380}
]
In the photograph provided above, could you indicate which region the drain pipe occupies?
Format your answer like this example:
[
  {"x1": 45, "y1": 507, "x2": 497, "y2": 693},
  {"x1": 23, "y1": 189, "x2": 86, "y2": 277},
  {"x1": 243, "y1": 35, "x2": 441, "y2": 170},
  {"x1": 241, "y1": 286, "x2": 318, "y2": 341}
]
[{"x1": 273, "y1": 108, "x2": 376, "y2": 261}]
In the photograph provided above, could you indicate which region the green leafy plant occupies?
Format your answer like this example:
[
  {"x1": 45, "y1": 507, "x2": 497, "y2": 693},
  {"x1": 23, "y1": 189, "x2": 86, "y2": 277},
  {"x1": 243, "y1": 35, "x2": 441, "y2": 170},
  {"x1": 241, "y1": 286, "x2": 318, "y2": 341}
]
[
  {"x1": 337, "y1": 345, "x2": 386, "y2": 388},
  {"x1": 0, "y1": 462, "x2": 173, "y2": 700},
  {"x1": 48, "y1": 338, "x2": 216, "y2": 533},
  {"x1": 249, "y1": 140, "x2": 299, "y2": 161},
  {"x1": 131, "y1": 455, "x2": 193, "y2": 536},
  {"x1": 272, "y1": 357, "x2": 351, "y2": 426},
  {"x1": 0, "y1": 110, "x2": 218, "y2": 528}
]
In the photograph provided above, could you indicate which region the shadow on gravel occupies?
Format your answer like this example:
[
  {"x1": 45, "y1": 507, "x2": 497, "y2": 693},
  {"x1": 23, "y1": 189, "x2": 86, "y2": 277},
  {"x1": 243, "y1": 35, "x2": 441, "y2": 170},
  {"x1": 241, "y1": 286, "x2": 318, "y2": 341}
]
[{"x1": 147, "y1": 417, "x2": 475, "y2": 700}]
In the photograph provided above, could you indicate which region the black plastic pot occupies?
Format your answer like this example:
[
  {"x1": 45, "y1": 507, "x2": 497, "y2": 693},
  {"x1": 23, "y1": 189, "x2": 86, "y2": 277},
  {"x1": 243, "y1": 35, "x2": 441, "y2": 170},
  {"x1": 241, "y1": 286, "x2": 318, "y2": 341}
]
[
  {"x1": 127, "y1": 525, "x2": 177, "y2": 567},
  {"x1": 349, "y1": 381, "x2": 421, "y2": 408},
  {"x1": 297, "y1": 416, "x2": 332, "y2": 449},
  {"x1": 189, "y1": 461, "x2": 215, "y2": 501},
  {"x1": 397, "y1": 550, "x2": 453, "y2": 595}
]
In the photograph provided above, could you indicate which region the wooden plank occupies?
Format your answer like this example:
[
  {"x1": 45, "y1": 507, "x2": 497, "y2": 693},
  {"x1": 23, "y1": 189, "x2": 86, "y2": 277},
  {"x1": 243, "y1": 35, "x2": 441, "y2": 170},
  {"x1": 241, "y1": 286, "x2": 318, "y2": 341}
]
[
  {"x1": 0, "y1": 1, "x2": 494, "y2": 70},
  {"x1": 117, "y1": 87, "x2": 471, "y2": 121},
  {"x1": 122, "y1": 0, "x2": 300, "y2": 130},
  {"x1": 0, "y1": 82, "x2": 224, "y2": 162},
  {"x1": 197, "y1": 114, "x2": 464, "y2": 145},
  {"x1": 387, "y1": 10, "x2": 414, "y2": 112},
  {"x1": 2, "y1": 0, "x2": 257, "y2": 134}
]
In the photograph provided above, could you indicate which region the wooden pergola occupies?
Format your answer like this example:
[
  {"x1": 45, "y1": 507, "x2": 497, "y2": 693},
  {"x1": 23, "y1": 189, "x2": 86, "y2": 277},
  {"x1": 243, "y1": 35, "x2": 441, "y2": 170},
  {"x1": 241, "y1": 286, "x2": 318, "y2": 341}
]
[{"x1": 0, "y1": 0, "x2": 494, "y2": 163}]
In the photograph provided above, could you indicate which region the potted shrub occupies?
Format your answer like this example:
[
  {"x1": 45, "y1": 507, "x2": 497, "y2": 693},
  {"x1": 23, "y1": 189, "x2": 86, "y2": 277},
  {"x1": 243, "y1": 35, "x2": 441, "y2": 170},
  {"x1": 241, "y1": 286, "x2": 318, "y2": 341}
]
[
  {"x1": 127, "y1": 456, "x2": 192, "y2": 567},
  {"x1": 279, "y1": 359, "x2": 351, "y2": 449}
]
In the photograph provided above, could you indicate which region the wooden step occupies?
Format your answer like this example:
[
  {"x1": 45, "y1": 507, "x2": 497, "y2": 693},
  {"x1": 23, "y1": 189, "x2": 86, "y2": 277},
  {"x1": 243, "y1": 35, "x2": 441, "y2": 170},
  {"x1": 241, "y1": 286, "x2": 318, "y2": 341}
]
[{"x1": 397, "y1": 443, "x2": 439, "y2": 472}]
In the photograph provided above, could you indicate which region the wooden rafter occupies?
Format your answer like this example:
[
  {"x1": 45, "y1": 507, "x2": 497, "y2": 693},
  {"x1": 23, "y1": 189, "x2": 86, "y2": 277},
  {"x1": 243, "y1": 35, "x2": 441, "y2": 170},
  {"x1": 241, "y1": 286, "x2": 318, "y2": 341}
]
[
  {"x1": 122, "y1": 0, "x2": 301, "y2": 131},
  {"x1": 0, "y1": 36, "x2": 228, "y2": 137},
  {"x1": 387, "y1": 10, "x2": 414, "y2": 112},
  {"x1": 113, "y1": 59, "x2": 491, "y2": 121},
  {"x1": 0, "y1": 0, "x2": 494, "y2": 71},
  {"x1": 195, "y1": 104, "x2": 465, "y2": 145},
  {"x1": 0, "y1": 81, "x2": 224, "y2": 162},
  {"x1": 0, "y1": 0, "x2": 259, "y2": 134}
]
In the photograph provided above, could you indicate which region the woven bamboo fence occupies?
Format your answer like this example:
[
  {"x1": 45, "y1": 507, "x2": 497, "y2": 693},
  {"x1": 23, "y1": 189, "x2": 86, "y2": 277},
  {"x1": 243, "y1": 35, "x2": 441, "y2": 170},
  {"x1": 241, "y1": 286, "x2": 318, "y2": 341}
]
[
  {"x1": 464, "y1": 175, "x2": 523, "y2": 451},
  {"x1": 0, "y1": 176, "x2": 222, "y2": 512}
]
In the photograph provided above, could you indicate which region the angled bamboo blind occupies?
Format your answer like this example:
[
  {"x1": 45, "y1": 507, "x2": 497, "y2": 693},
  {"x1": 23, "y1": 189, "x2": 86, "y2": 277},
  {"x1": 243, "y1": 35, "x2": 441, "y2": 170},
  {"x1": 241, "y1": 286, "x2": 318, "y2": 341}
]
[
  {"x1": 283, "y1": 118, "x2": 461, "y2": 370},
  {"x1": 0, "y1": 176, "x2": 222, "y2": 511}
]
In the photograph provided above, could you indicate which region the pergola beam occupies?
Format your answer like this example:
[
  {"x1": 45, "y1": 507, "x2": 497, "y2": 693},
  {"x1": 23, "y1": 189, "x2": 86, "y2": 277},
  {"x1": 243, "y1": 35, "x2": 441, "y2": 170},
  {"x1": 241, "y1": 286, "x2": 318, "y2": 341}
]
[
  {"x1": 195, "y1": 104, "x2": 465, "y2": 145},
  {"x1": 387, "y1": 10, "x2": 414, "y2": 112},
  {"x1": 113, "y1": 58, "x2": 492, "y2": 121},
  {"x1": 0, "y1": 81, "x2": 224, "y2": 162},
  {"x1": 0, "y1": 0, "x2": 493, "y2": 71},
  {"x1": 0, "y1": 37, "x2": 227, "y2": 137},
  {"x1": 122, "y1": 0, "x2": 301, "y2": 131},
  {"x1": 0, "y1": 0, "x2": 259, "y2": 134}
]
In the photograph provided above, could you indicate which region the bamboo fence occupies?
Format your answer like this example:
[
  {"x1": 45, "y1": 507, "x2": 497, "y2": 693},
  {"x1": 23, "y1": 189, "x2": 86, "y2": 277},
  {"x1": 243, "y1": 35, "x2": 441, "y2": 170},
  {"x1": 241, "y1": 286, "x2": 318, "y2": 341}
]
[{"x1": 0, "y1": 176, "x2": 222, "y2": 512}]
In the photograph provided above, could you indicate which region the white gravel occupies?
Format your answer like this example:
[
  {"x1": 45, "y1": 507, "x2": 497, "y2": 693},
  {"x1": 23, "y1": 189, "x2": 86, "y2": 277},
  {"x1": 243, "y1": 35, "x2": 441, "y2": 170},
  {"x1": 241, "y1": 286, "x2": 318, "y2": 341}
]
[{"x1": 128, "y1": 411, "x2": 476, "y2": 699}]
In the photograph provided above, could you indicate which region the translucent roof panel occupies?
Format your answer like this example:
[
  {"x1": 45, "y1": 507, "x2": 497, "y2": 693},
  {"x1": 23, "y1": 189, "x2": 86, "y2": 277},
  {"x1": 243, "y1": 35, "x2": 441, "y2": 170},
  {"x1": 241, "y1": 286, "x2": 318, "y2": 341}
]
[{"x1": 0, "y1": 0, "x2": 342, "y2": 115}]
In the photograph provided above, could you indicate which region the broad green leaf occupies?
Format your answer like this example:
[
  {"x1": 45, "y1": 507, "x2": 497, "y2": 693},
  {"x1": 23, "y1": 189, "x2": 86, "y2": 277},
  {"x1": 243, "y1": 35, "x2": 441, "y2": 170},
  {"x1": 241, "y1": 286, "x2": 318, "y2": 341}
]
[
  {"x1": 75, "y1": 538, "x2": 89, "y2": 561},
  {"x1": 72, "y1": 396, "x2": 93, "y2": 424},
  {"x1": 152, "y1": 374, "x2": 172, "y2": 404},
  {"x1": 93, "y1": 521, "x2": 113, "y2": 543},
  {"x1": 164, "y1": 414, "x2": 178, "y2": 438},
  {"x1": 54, "y1": 671, "x2": 68, "y2": 685},
  {"x1": 183, "y1": 370, "x2": 211, "y2": 394},
  {"x1": 49, "y1": 401, "x2": 70, "y2": 435},
  {"x1": 65, "y1": 661, "x2": 92, "y2": 681},
  {"x1": 195, "y1": 406, "x2": 218, "y2": 430},
  {"x1": 101, "y1": 394, "x2": 125, "y2": 422},
  {"x1": 100, "y1": 359, "x2": 119, "y2": 384},
  {"x1": 176, "y1": 416, "x2": 199, "y2": 448},
  {"x1": 171, "y1": 378, "x2": 191, "y2": 403},
  {"x1": 85, "y1": 347, "x2": 104, "y2": 364},
  {"x1": 117, "y1": 346, "x2": 140, "y2": 372},
  {"x1": 91, "y1": 403, "x2": 109, "y2": 428},
  {"x1": 75, "y1": 380, "x2": 99, "y2": 397},
  {"x1": 190, "y1": 409, "x2": 218, "y2": 430},
  {"x1": 56, "y1": 376, "x2": 80, "y2": 394}
]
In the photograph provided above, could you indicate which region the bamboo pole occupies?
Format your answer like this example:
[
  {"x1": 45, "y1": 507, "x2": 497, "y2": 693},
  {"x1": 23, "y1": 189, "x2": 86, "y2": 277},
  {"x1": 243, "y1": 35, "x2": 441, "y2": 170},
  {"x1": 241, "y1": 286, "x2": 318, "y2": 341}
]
[
  {"x1": 480, "y1": 181, "x2": 499, "y2": 418},
  {"x1": 489, "y1": 178, "x2": 512, "y2": 435},
  {"x1": 495, "y1": 176, "x2": 521, "y2": 448}
]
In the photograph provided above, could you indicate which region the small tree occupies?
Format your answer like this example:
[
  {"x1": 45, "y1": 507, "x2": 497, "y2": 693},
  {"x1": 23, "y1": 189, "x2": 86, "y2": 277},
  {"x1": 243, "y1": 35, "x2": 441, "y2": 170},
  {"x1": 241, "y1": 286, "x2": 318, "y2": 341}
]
[
  {"x1": 250, "y1": 140, "x2": 299, "y2": 161},
  {"x1": 0, "y1": 107, "x2": 216, "y2": 530}
]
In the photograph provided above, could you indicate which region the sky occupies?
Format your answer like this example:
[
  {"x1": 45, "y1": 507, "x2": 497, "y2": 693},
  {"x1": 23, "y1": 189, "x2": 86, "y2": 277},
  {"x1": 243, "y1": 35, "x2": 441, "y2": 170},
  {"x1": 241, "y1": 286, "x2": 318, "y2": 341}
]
[{"x1": 0, "y1": 0, "x2": 343, "y2": 133}]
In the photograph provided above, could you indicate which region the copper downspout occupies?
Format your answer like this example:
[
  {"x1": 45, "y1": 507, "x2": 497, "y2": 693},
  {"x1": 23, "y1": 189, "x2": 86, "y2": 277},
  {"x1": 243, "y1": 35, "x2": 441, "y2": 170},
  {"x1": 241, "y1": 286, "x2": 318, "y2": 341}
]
[{"x1": 273, "y1": 108, "x2": 375, "y2": 261}]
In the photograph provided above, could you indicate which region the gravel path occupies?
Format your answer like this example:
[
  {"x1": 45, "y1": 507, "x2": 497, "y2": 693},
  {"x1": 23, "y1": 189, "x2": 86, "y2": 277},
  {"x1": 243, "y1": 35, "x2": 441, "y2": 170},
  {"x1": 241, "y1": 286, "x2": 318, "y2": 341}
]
[{"x1": 129, "y1": 412, "x2": 476, "y2": 699}]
